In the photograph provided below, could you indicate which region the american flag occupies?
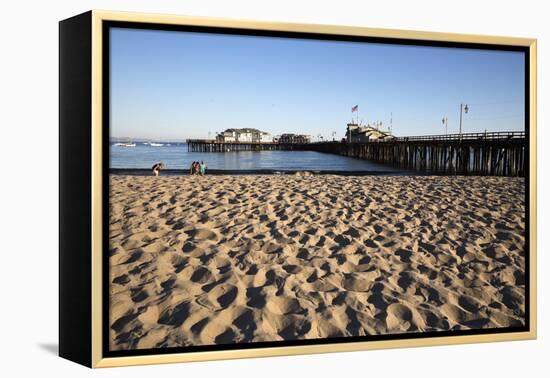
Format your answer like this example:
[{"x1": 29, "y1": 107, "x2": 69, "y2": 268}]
[{"x1": 351, "y1": 105, "x2": 359, "y2": 112}]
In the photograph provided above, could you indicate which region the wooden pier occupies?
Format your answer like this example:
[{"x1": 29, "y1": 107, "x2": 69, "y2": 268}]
[
  {"x1": 187, "y1": 131, "x2": 526, "y2": 177},
  {"x1": 302, "y1": 131, "x2": 526, "y2": 176},
  {"x1": 186, "y1": 139, "x2": 304, "y2": 152}
]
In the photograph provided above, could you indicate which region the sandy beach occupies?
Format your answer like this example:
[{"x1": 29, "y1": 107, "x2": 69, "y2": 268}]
[{"x1": 109, "y1": 175, "x2": 525, "y2": 351}]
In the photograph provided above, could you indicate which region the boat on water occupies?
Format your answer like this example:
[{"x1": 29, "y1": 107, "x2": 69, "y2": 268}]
[
  {"x1": 114, "y1": 139, "x2": 136, "y2": 147},
  {"x1": 150, "y1": 142, "x2": 164, "y2": 147}
]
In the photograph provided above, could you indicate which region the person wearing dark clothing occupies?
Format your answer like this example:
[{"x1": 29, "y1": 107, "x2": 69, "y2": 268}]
[{"x1": 152, "y1": 162, "x2": 164, "y2": 176}]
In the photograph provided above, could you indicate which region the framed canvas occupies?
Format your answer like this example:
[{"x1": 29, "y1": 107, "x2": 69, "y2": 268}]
[{"x1": 59, "y1": 10, "x2": 537, "y2": 368}]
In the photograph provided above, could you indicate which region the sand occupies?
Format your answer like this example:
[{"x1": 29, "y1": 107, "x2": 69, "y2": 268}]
[{"x1": 108, "y1": 175, "x2": 526, "y2": 351}]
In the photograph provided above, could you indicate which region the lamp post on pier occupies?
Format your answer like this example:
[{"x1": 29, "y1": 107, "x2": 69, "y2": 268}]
[{"x1": 459, "y1": 103, "x2": 469, "y2": 137}]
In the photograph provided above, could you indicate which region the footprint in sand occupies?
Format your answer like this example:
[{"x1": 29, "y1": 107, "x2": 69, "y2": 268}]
[
  {"x1": 121, "y1": 250, "x2": 144, "y2": 264},
  {"x1": 344, "y1": 227, "x2": 361, "y2": 238},
  {"x1": 197, "y1": 284, "x2": 239, "y2": 311},
  {"x1": 396, "y1": 272, "x2": 414, "y2": 292},
  {"x1": 395, "y1": 249, "x2": 412, "y2": 263},
  {"x1": 458, "y1": 295, "x2": 482, "y2": 313},
  {"x1": 158, "y1": 301, "x2": 191, "y2": 327},
  {"x1": 214, "y1": 329, "x2": 236, "y2": 344},
  {"x1": 282, "y1": 264, "x2": 302, "y2": 274},
  {"x1": 246, "y1": 287, "x2": 266, "y2": 308},
  {"x1": 278, "y1": 317, "x2": 312, "y2": 339},
  {"x1": 385, "y1": 303, "x2": 426, "y2": 332},
  {"x1": 265, "y1": 296, "x2": 305, "y2": 315},
  {"x1": 343, "y1": 271, "x2": 379, "y2": 292},
  {"x1": 130, "y1": 287, "x2": 149, "y2": 303},
  {"x1": 112, "y1": 274, "x2": 130, "y2": 285},
  {"x1": 170, "y1": 254, "x2": 188, "y2": 273},
  {"x1": 190, "y1": 267, "x2": 213, "y2": 284},
  {"x1": 232, "y1": 309, "x2": 257, "y2": 340},
  {"x1": 185, "y1": 228, "x2": 219, "y2": 241},
  {"x1": 215, "y1": 285, "x2": 239, "y2": 308}
]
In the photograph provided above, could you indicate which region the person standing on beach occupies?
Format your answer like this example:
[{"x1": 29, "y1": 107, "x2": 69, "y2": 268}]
[
  {"x1": 200, "y1": 161, "x2": 207, "y2": 176},
  {"x1": 152, "y1": 162, "x2": 163, "y2": 176},
  {"x1": 190, "y1": 161, "x2": 196, "y2": 175}
]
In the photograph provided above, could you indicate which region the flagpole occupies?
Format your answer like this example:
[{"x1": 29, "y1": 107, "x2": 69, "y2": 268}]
[{"x1": 350, "y1": 104, "x2": 359, "y2": 142}]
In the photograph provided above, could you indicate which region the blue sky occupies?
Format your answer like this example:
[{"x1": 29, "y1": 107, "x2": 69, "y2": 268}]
[{"x1": 110, "y1": 27, "x2": 525, "y2": 141}]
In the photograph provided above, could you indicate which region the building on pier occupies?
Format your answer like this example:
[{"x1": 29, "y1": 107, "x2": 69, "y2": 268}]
[
  {"x1": 216, "y1": 128, "x2": 272, "y2": 143},
  {"x1": 346, "y1": 123, "x2": 394, "y2": 143},
  {"x1": 277, "y1": 133, "x2": 312, "y2": 144}
]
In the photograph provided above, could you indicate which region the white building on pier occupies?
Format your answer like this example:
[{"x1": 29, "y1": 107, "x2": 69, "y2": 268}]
[
  {"x1": 346, "y1": 123, "x2": 394, "y2": 142},
  {"x1": 216, "y1": 128, "x2": 273, "y2": 143}
]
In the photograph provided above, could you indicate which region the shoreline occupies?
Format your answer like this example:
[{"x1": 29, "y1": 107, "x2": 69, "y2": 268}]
[
  {"x1": 108, "y1": 168, "x2": 521, "y2": 177},
  {"x1": 109, "y1": 168, "x2": 406, "y2": 176}
]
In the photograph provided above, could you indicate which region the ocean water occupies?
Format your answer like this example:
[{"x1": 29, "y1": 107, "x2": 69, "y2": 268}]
[{"x1": 110, "y1": 143, "x2": 405, "y2": 173}]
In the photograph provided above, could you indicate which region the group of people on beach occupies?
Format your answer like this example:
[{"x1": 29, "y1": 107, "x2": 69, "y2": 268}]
[
  {"x1": 151, "y1": 161, "x2": 207, "y2": 176},
  {"x1": 190, "y1": 161, "x2": 207, "y2": 175}
]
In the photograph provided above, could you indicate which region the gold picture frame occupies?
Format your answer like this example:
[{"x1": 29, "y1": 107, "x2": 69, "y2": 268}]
[{"x1": 59, "y1": 10, "x2": 537, "y2": 368}]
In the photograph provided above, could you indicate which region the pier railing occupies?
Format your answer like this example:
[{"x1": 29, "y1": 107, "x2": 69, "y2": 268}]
[{"x1": 391, "y1": 131, "x2": 525, "y2": 142}]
